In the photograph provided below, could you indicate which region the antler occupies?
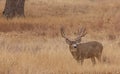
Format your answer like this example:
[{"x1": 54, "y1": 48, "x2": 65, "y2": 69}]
[
  {"x1": 61, "y1": 27, "x2": 72, "y2": 44},
  {"x1": 78, "y1": 27, "x2": 87, "y2": 37},
  {"x1": 75, "y1": 27, "x2": 87, "y2": 41},
  {"x1": 60, "y1": 27, "x2": 68, "y2": 39}
]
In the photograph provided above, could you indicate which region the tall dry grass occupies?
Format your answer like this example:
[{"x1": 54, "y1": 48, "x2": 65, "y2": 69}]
[
  {"x1": 0, "y1": 35, "x2": 120, "y2": 74},
  {"x1": 0, "y1": 0, "x2": 120, "y2": 74}
]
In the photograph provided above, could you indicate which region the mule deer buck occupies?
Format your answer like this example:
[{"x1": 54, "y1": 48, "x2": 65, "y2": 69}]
[{"x1": 61, "y1": 27, "x2": 103, "y2": 65}]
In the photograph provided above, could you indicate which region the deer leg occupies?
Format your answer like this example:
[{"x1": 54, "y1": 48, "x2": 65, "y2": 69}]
[
  {"x1": 80, "y1": 59, "x2": 84, "y2": 65},
  {"x1": 91, "y1": 57, "x2": 96, "y2": 65},
  {"x1": 96, "y1": 55, "x2": 101, "y2": 63}
]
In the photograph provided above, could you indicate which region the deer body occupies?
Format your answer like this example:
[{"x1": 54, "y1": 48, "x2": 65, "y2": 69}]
[
  {"x1": 70, "y1": 41, "x2": 103, "y2": 65},
  {"x1": 61, "y1": 27, "x2": 103, "y2": 65}
]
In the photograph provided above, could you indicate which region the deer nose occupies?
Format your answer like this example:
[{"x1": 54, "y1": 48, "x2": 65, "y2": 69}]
[{"x1": 74, "y1": 46, "x2": 77, "y2": 48}]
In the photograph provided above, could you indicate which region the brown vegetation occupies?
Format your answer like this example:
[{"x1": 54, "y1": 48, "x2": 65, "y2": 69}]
[{"x1": 0, "y1": 0, "x2": 120, "y2": 74}]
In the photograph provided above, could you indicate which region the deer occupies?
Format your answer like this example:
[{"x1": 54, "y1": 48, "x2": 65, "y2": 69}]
[{"x1": 61, "y1": 27, "x2": 103, "y2": 65}]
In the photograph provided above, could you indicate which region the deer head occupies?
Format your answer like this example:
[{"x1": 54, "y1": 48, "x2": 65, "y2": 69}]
[{"x1": 61, "y1": 27, "x2": 87, "y2": 52}]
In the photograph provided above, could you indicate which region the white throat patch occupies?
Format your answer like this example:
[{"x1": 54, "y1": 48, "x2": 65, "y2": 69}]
[
  {"x1": 72, "y1": 43, "x2": 80, "y2": 48},
  {"x1": 73, "y1": 44, "x2": 77, "y2": 47}
]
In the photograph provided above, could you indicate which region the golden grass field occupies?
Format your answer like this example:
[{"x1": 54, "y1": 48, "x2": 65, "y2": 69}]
[{"x1": 0, "y1": 0, "x2": 120, "y2": 74}]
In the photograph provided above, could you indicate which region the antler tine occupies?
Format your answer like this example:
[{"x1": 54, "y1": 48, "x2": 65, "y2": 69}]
[
  {"x1": 78, "y1": 27, "x2": 87, "y2": 37},
  {"x1": 78, "y1": 27, "x2": 84, "y2": 35},
  {"x1": 80, "y1": 27, "x2": 87, "y2": 37},
  {"x1": 60, "y1": 27, "x2": 67, "y2": 39}
]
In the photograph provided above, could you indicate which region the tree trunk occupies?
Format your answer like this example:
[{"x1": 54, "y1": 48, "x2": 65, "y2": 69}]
[
  {"x1": 16, "y1": 0, "x2": 25, "y2": 17},
  {"x1": 3, "y1": 0, "x2": 25, "y2": 18}
]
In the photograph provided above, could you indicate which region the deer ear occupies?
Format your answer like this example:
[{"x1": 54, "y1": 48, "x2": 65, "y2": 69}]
[{"x1": 66, "y1": 39, "x2": 71, "y2": 45}]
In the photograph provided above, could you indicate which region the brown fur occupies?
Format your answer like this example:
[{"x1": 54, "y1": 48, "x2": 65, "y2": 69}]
[{"x1": 69, "y1": 41, "x2": 103, "y2": 65}]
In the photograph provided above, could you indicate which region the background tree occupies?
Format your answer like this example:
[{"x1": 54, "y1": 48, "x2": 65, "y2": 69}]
[{"x1": 3, "y1": 0, "x2": 25, "y2": 18}]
